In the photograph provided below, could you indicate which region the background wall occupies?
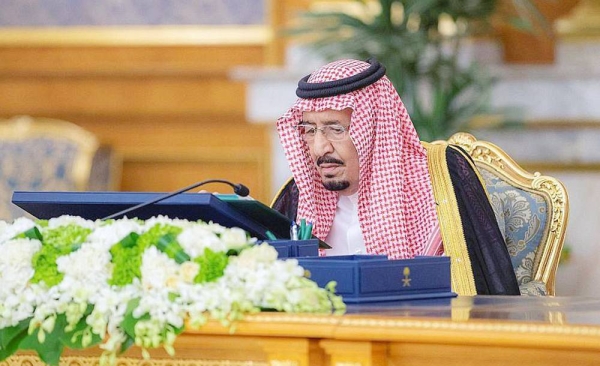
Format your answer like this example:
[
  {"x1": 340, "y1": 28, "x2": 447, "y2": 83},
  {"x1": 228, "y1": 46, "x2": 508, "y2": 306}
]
[
  {"x1": 0, "y1": 0, "x2": 265, "y2": 26},
  {"x1": 0, "y1": 0, "x2": 274, "y2": 202}
]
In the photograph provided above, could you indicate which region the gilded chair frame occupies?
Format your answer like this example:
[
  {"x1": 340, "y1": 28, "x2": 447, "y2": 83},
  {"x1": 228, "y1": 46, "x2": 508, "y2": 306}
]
[
  {"x1": 445, "y1": 132, "x2": 569, "y2": 295},
  {"x1": 0, "y1": 115, "x2": 99, "y2": 191}
]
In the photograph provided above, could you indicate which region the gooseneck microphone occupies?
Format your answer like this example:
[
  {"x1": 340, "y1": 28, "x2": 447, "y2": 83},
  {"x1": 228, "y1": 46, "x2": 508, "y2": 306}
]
[{"x1": 102, "y1": 179, "x2": 250, "y2": 220}]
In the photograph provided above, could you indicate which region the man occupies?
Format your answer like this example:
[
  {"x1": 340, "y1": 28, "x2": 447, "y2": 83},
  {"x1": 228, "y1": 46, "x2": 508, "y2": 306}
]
[{"x1": 272, "y1": 58, "x2": 519, "y2": 296}]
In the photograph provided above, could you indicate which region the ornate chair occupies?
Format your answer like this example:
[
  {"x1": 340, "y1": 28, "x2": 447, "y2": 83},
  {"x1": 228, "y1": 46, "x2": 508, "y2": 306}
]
[
  {"x1": 446, "y1": 132, "x2": 569, "y2": 296},
  {"x1": 0, "y1": 116, "x2": 105, "y2": 220}
]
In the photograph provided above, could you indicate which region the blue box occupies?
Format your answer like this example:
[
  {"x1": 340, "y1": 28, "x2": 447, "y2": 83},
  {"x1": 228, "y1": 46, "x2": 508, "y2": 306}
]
[
  {"x1": 265, "y1": 239, "x2": 319, "y2": 258},
  {"x1": 297, "y1": 255, "x2": 456, "y2": 303}
]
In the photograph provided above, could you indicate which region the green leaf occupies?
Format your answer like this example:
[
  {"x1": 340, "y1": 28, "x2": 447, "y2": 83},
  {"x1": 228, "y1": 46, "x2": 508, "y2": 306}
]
[
  {"x1": 0, "y1": 318, "x2": 30, "y2": 349},
  {"x1": 34, "y1": 219, "x2": 49, "y2": 227},
  {"x1": 0, "y1": 318, "x2": 31, "y2": 361},
  {"x1": 119, "y1": 335, "x2": 135, "y2": 354},
  {"x1": 156, "y1": 233, "x2": 190, "y2": 264},
  {"x1": 60, "y1": 306, "x2": 101, "y2": 350},
  {"x1": 61, "y1": 327, "x2": 102, "y2": 350},
  {"x1": 121, "y1": 298, "x2": 140, "y2": 338},
  {"x1": 121, "y1": 298, "x2": 150, "y2": 339},
  {"x1": 17, "y1": 227, "x2": 43, "y2": 241},
  {"x1": 19, "y1": 315, "x2": 67, "y2": 366},
  {"x1": 172, "y1": 322, "x2": 186, "y2": 337},
  {"x1": 119, "y1": 232, "x2": 140, "y2": 248}
]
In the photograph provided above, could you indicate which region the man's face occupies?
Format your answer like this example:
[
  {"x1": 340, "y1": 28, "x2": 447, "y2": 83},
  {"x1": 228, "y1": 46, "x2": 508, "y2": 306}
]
[{"x1": 301, "y1": 108, "x2": 359, "y2": 196}]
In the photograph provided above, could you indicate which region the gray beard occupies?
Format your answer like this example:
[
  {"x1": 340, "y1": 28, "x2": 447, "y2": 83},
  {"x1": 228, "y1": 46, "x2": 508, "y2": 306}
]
[{"x1": 322, "y1": 180, "x2": 350, "y2": 191}]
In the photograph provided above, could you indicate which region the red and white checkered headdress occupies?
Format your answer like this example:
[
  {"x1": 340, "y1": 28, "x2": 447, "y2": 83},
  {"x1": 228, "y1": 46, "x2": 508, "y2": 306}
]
[{"x1": 277, "y1": 59, "x2": 439, "y2": 259}]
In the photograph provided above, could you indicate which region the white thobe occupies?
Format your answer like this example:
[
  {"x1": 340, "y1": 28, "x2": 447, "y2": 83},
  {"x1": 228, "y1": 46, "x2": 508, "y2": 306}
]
[{"x1": 324, "y1": 193, "x2": 367, "y2": 256}]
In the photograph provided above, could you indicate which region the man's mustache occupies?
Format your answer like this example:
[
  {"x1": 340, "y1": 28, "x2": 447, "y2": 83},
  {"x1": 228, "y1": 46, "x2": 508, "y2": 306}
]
[{"x1": 317, "y1": 156, "x2": 344, "y2": 166}]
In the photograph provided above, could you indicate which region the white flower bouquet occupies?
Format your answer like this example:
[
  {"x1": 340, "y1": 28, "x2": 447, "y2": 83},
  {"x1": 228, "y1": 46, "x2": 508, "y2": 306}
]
[{"x1": 0, "y1": 215, "x2": 345, "y2": 366}]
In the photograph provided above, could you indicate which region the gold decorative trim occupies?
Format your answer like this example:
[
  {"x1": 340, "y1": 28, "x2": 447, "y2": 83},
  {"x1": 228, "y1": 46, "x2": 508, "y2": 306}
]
[
  {"x1": 339, "y1": 317, "x2": 600, "y2": 338},
  {"x1": 0, "y1": 25, "x2": 272, "y2": 46},
  {"x1": 446, "y1": 132, "x2": 569, "y2": 296},
  {"x1": 270, "y1": 177, "x2": 295, "y2": 208},
  {"x1": 422, "y1": 141, "x2": 477, "y2": 296},
  {"x1": 2, "y1": 355, "x2": 268, "y2": 366},
  {"x1": 245, "y1": 313, "x2": 342, "y2": 326},
  {"x1": 193, "y1": 310, "x2": 600, "y2": 338}
]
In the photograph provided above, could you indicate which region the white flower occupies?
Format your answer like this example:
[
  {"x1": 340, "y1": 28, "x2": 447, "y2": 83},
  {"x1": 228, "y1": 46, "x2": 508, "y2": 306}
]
[
  {"x1": 178, "y1": 261, "x2": 199, "y2": 283},
  {"x1": 0, "y1": 217, "x2": 36, "y2": 244},
  {"x1": 99, "y1": 328, "x2": 128, "y2": 354},
  {"x1": 142, "y1": 216, "x2": 189, "y2": 231},
  {"x1": 234, "y1": 243, "x2": 279, "y2": 268},
  {"x1": 89, "y1": 285, "x2": 138, "y2": 338},
  {"x1": 47, "y1": 215, "x2": 95, "y2": 230},
  {"x1": 220, "y1": 227, "x2": 255, "y2": 251},
  {"x1": 134, "y1": 287, "x2": 184, "y2": 329},
  {"x1": 140, "y1": 246, "x2": 180, "y2": 290},
  {"x1": 87, "y1": 219, "x2": 143, "y2": 250},
  {"x1": 202, "y1": 221, "x2": 228, "y2": 235},
  {"x1": 0, "y1": 287, "x2": 37, "y2": 328},
  {"x1": 177, "y1": 226, "x2": 224, "y2": 256},
  {"x1": 56, "y1": 243, "x2": 112, "y2": 293},
  {"x1": 0, "y1": 215, "x2": 345, "y2": 366},
  {"x1": 0, "y1": 238, "x2": 41, "y2": 298}
]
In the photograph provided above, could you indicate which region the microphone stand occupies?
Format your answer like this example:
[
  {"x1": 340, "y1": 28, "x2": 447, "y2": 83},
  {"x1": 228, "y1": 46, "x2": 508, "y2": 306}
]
[{"x1": 102, "y1": 179, "x2": 249, "y2": 220}]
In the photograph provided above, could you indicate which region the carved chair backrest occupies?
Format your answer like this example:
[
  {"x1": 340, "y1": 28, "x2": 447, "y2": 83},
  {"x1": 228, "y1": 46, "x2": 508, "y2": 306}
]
[
  {"x1": 446, "y1": 132, "x2": 569, "y2": 296},
  {"x1": 0, "y1": 116, "x2": 99, "y2": 220}
]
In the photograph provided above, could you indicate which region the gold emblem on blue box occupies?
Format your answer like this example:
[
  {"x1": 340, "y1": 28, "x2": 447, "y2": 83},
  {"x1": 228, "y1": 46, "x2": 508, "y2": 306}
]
[
  {"x1": 296, "y1": 255, "x2": 455, "y2": 303},
  {"x1": 402, "y1": 266, "x2": 411, "y2": 287}
]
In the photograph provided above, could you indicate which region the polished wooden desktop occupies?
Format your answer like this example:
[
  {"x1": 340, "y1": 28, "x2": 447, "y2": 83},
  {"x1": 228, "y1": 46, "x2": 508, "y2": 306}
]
[{"x1": 7, "y1": 296, "x2": 600, "y2": 366}]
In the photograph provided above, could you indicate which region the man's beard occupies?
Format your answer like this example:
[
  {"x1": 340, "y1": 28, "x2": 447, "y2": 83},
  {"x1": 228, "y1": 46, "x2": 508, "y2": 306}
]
[
  {"x1": 317, "y1": 156, "x2": 349, "y2": 191},
  {"x1": 322, "y1": 180, "x2": 350, "y2": 191}
]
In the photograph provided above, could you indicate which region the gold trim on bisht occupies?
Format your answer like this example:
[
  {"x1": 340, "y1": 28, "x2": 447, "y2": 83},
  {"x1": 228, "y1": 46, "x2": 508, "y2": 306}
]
[
  {"x1": 447, "y1": 145, "x2": 493, "y2": 206},
  {"x1": 422, "y1": 141, "x2": 477, "y2": 296},
  {"x1": 270, "y1": 176, "x2": 295, "y2": 208}
]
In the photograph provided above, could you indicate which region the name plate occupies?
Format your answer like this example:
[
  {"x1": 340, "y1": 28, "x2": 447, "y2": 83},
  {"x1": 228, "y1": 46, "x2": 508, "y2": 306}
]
[
  {"x1": 297, "y1": 255, "x2": 455, "y2": 303},
  {"x1": 265, "y1": 239, "x2": 319, "y2": 258}
]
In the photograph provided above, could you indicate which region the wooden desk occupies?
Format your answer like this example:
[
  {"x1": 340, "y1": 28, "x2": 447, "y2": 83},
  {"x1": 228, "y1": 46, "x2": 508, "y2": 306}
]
[{"x1": 6, "y1": 296, "x2": 600, "y2": 366}]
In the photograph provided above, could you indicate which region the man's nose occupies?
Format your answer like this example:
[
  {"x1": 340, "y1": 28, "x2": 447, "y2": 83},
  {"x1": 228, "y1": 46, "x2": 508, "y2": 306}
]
[{"x1": 312, "y1": 130, "x2": 334, "y2": 155}]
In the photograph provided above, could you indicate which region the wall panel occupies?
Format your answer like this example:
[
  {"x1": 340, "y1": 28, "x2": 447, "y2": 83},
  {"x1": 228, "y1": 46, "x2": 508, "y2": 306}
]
[{"x1": 0, "y1": 33, "x2": 273, "y2": 202}]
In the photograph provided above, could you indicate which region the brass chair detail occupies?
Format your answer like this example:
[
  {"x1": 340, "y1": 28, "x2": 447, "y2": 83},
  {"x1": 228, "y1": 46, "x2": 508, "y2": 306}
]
[
  {"x1": 0, "y1": 116, "x2": 101, "y2": 220},
  {"x1": 446, "y1": 132, "x2": 569, "y2": 296}
]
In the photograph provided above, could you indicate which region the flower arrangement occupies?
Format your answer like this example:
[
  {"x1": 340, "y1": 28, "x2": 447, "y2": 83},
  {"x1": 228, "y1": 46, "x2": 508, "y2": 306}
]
[{"x1": 0, "y1": 215, "x2": 345, "y2": 366}]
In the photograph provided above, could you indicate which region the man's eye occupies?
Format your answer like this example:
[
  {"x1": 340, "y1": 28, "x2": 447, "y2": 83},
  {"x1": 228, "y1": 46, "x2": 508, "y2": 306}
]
[
  {"x1": 304, "y1": 127, "x2": 317, "y2": 135},
  {"x1": 329, "y1": 126, "x2": 346, "y2": 134}
]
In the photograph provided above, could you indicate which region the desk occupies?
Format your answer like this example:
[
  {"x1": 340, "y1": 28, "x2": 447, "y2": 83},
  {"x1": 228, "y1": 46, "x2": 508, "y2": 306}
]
[{"x1": 6, "y1": 296, "x2": 600, "y2": 366}]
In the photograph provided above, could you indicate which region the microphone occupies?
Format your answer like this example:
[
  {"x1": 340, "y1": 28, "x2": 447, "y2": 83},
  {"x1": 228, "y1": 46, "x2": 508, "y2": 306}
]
[{"x1": 102, "y1": 179, "x2": 250, "y2": 220}]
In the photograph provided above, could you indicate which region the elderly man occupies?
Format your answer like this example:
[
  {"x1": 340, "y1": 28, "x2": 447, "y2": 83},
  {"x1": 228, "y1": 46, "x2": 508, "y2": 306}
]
[{"x1": 272, "y1": 58, "x2": 519, "y2": 296}]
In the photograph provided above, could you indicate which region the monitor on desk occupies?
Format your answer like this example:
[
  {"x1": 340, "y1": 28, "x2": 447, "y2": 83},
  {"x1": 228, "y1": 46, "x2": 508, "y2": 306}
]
[{"x1": 11, "y1": 191, "x2": 292, "y2": 241}]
